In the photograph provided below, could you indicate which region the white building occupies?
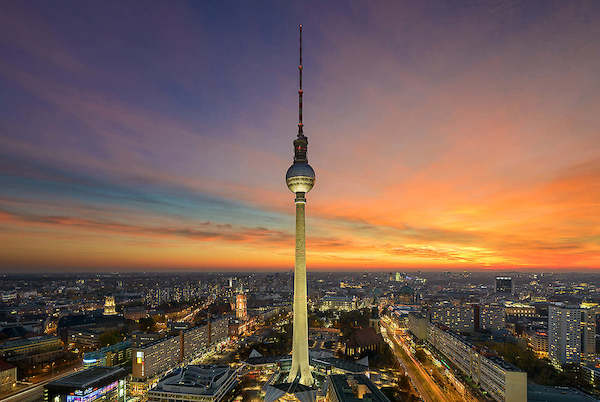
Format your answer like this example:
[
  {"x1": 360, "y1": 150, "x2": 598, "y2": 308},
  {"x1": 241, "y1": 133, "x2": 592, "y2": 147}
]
[
  {"x1": 320, "y1": 296, "x2": 356, "y2": 312},
  {"x1": 548, "y1": 304, "x2": 581, "y2": 367},
  {"x1": 427, "y1": 324, "x2": 526, "y2": 402}
]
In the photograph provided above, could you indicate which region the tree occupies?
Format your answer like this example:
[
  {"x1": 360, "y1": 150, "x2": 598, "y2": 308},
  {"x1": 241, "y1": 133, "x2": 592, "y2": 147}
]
[
  {"x1": 414, "y1": 349, "x2": 428, "y2": 364},
  {"x1": 308, "y1": 313, "x2": 324, "y2": 328},
  {"x1": 398, "y1": 373, "x2": 411, "y2": 390},
  {"x1": 338, "y1": 309, "x2": 371, "y2": 338},
  {"x1": 99, "y1": 330, "x2": 123, "y2": 347},
  {"x1": 139, "y1": 317, "x2": 156, "y2": 332},
  {"x1": 483, "y1": 341, "x2": 574, "y2": 387}
]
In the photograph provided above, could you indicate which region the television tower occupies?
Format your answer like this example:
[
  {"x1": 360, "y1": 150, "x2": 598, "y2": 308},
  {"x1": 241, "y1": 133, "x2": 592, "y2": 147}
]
[{"x1": 286, "y1": 24, "x2": 315, "y2": 386}]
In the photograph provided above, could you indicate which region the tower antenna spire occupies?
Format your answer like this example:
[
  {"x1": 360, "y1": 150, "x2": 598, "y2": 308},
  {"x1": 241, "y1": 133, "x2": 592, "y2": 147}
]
[{"x1": 298, "y1": 24, "x2": 303, "y2": 138}]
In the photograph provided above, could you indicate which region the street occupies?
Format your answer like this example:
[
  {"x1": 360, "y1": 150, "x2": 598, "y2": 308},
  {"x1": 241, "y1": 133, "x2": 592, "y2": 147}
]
[
  {"x1": 1, "y1": 365, "x2": 81, "y2": 402},
  {"x1": 381, "y1": 318, "x2": 472, "y2": 402}
]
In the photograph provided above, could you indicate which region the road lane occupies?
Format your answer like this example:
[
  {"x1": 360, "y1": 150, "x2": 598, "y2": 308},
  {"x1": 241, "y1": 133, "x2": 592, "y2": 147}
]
[
  {"x1": 382, "y1": 320, "x2": 449, "y2": 402},
  {"x1": 1, "y1": 365, "x2": 81, "y2": 402}
]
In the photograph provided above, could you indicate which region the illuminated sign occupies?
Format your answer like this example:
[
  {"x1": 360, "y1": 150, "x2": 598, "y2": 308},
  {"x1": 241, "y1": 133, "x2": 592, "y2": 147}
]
[{"x1": 66, "y1": 381, "x2": 117, "y2": 402}]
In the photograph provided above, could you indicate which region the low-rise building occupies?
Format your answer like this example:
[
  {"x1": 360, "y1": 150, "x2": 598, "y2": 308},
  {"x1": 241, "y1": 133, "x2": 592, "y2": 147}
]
[
  {"x1": 504, "y1": 302, "x2": 536, "y2": 320},
  {"x1": 0, "y1": 335, "x2": 63, "y2": 366},
  {"x1": 325, "y1": 374, "x2": 390, "y2": 402},
  {"x1": 343, "y1": 327, "x2": 383, "y2": 357},
  {"x1": 67, "y1": 329, "x2": 102, "y2": 350},
  {"x1": 581, "y1": 363, "x2": 600, "y2": 389},
  {"x1": 320, "y1": 296, "x2": 356, "y2": 312},
  {"x1": 44, "y1": 366, "x2": 127, "y2": 402},
  {"x1": 124, "y1": 306, "x2": 147, "y2": 321},
  {"x1": 0, "y1": 360, "x2": 17, "y2": 393},
  {"x1": 147, "y1": 365, "x2": 237, "y2": 402},
  {"x1": 83, "y1": 340, "x2": 132, "y2": 368}
]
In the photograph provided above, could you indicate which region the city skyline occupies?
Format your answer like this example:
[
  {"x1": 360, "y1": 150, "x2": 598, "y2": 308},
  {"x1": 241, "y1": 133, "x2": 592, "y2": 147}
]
[{"x1": 2, "y1": 1, "x2": 600, "y2": 271}]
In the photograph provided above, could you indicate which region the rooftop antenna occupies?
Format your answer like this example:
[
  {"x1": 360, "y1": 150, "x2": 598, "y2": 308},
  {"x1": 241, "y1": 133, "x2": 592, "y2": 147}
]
[{"x1": 298, "y1": 24, "x2": 304, "y2": 138}]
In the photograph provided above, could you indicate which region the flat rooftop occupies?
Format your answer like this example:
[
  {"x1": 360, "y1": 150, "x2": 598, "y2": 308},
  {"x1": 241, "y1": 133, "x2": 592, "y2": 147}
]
[
  {"x1": 48, "y1": 366, "x2": 126, "y2": 389},
  {"x1": 0, "y1": 335, "x2": 59, "y2": 349},
  {"x1": 328, "y1": 374, "x2": 390, "y2": 402},
  {"x1": 152, "y1": 365, "x2": 236, "y2": 396}
]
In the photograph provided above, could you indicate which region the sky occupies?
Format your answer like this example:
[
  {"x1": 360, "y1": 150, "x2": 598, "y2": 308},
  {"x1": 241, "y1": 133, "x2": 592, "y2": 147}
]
[{"x1": 1, "y1": 1, "x2": 599, "y2": 271}]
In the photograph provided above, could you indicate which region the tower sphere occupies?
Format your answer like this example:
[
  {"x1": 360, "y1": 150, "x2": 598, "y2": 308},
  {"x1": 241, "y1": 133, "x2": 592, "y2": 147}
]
[{"x1": 286, "y1": 162, "x2": 315, "y2": 194}]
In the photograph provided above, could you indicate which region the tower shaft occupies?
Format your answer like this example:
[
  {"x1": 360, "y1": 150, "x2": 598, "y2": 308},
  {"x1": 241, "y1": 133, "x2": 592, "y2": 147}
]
[{"x1": 287, "y1": 196, "x2": 314, "y2": 385}]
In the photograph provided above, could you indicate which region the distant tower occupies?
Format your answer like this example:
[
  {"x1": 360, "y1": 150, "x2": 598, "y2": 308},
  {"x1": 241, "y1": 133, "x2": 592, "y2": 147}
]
[
  {"x1": 495, "y1": 276, "x2": 513, "y2": 295},
  {"x1": 103, "y1": 296, "x2": 117, "y2": 316},
  {"x1": 236, "y1": 293, "x2": 247, "y2": 321},
  {"x1": 286, "y1": 24, "x2": 315, "y2": 386}
]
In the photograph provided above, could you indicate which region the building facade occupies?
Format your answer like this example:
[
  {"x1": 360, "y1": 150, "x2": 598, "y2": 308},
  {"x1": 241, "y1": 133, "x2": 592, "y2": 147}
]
[
  {"x1": 581, "y1": 364, "x2": 600, "y2": 389},
  {"x1": 44, "y1": 366, "x2": 127, "y2": 402},
  {"x1": 548, "y1": 304, "x2": 581, "y2": 367},
  {"x1": 479, "y1": 304, "x2": 506, "y2": 332},
  {"x1": 83, "y1": 341, "x2": 132, "y2": 368},
  {"x1": 495, "y1": 277, "x2": 513, "y2": 295},
  {"x1": 0, "y1": 335, "x2": 63, "y2": 366},
  {"x1": 0, "y1": 360, "x2": 17, "y2": 393},
  {"x1": 527, "y1": 330, "x2": 548, "y2": 359},
  {"x1": 130, "y1": 318, "x2": 230, "y2": 396},
  {"x1": 580, "y1": 304, "x2": 597, "y2": 361},
  {"x1": 320, "y1": 296, "x2": 356, "y2": 312},
  {"x1": 409, "y1": 320, "x2": 527, "y2": 402},
  {"x1": 504, "y1": 302, "x2": 536, "y2": 320},
  {"x1": 236, "y1": 294, "x2": 247, "y2": 321},
  {"x1": 429, "y1": 302, "x2": 474, "y2": 333}
]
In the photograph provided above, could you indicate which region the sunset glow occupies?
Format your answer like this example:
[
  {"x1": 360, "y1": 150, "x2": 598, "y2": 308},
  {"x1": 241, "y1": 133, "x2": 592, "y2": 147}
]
[{"x1": 1, "y1": 2, "x2": 599, "y2": 271}]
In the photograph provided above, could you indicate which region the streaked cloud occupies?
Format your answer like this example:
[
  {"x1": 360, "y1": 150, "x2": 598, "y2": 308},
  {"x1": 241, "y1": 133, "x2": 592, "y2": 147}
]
[{"x1": 1, "y1": 1, "x2": 599, "y2": 270}]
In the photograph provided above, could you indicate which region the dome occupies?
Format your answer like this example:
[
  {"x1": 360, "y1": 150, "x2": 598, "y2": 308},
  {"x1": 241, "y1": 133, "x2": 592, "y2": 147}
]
[{"x1": 286, "y1": 162, "x2": 315, "y2": 194}]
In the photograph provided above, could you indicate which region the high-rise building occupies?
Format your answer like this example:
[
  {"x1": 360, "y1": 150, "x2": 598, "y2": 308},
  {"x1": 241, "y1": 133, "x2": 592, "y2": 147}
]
[
  {"x1": 548, "y1": 304, "x2": 581, "y2": 367},
  {"x1": 478, "y1": 304, "x2": 506, "y2": 332},
  {"x1": 580, "y1": 303, "x2": 597, "y2": 361},
  {"x1": 495, "y1": 277, "x2": 513, "y2": 294},
  {"x1": 430, "y1": 301, "x2": 474, "y2": 333},
  {"x1": 427, "y1": 323, "x2": 527, "y2": 402},
  {"x1": 130, "y1": 318, "x2": 229, "y2": 396},
  {"x1": 285, "y1": 24, "x2": 315, "y2": 387},
  {"x1": 527, "y1": 330, "x2": 548, "y2": 359}
]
